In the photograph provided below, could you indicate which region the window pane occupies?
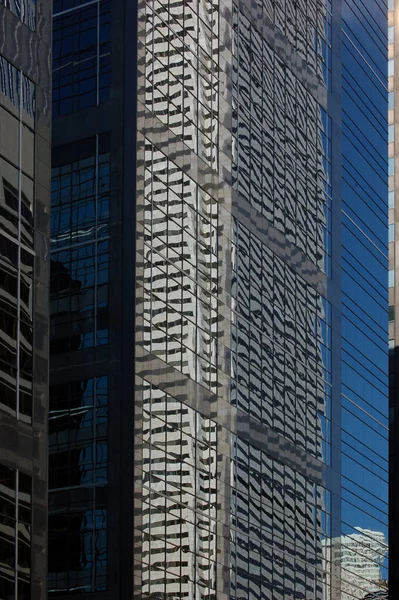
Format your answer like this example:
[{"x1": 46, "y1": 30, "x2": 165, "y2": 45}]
[
  {"x1": 389, "y1": 125, "x2": 395, "y2": 143},
  {"x1": 389, "y1": 59, "x2": 395, "y2": 77},
  {"x1": 389, "y1": 223, "x2": 394, "y2": 242},
  {"x1": 389, "y1": 191, "x2": 395, "y2": 208},
  {"x1": 389, "y1": 306, "x2": 395, "y2": 322},
  {"x1": 389, "y1": 157, "x2": 395, "y2": 176},
  {"x1": 389, "y1": 269, "x2": 395, "y2": 287},
  {"x1": 389, "y1": 92, "x2": 395, "y2": 110},
  {"x1": 389, "y1": 26, "x2": 395, "y2": 44}
]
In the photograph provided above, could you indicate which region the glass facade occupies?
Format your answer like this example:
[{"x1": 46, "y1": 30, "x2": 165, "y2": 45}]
[
  {"x1": 48, "y1": 0, "x2": 389, "y2": 599},
  {"x1": 0, "y1": 1, "x2": 51, "y2": 599},
  {"x1": 134, "y1": 0, "x2": 389, "y2": 599},
  {"x1": 48, "y1": 137, "x2": 110, "y2": 594},
  {"x1": 52, "y1": 0, "x2": 111, "y2": 117},
  {"x1": 0, "y1": 464, "x2": 32, "y2": 600},
  {"x1": 389, "y1": 0, "x2": 399, "y2": 596},
  {"x1": 0, "y1": 56, "x2": 36, "y2": 422}
]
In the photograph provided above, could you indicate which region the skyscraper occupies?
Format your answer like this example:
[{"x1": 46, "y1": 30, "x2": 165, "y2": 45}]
[
  {"x1": 0, "y1": 1, "x2": 51, "y2": 600},
  {"x1": 48, "y1": 0, "x2": 389, "y2": 599},
  {"x1": 389, "y1": 0, "x2": 398, "y2": 597}
]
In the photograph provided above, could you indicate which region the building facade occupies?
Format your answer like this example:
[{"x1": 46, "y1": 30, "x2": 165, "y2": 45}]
[
  {"x1": 48, "y1": 0, "x2": 389, "y2": 599},
  {"x1": 389, "y1": 0, "x2": 399, "y2": 598},
  {"x1": 0, "y1": 1, "x2": 51, "y2": 600}
]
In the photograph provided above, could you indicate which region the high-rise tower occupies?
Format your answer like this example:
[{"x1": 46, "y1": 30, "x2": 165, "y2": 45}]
[
  {"x1": 388, "y1": 0, "x2": 398, "y2": 596},
  {"x1": 48, "y1": 1, "x2": 389, "y2": 599},
  {"x1": 0, "y1": 1, "x2": 51, "y2": 600}
]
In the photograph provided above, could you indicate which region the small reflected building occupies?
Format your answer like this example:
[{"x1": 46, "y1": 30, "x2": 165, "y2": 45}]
[{"x1": 323, "y1": 528, "x2": 388, "y2": 600}]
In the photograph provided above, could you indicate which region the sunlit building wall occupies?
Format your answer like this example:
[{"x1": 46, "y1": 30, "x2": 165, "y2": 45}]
[{"x1": 48, "y1": 0, "x2": 389, "y2": 599}]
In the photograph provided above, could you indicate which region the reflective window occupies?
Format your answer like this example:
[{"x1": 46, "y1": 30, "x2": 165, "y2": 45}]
[
  {"x1": 388, "y1": 59, "x2": 395, "y2": 77},
  {"x1": 389, "y1": 191, "x2": 395, "y2": 209},
  {"x1": 389, "y1": 224, "x2": 395, "y2": 243},
  {"x1": 0, "y1": 0, "x2": 36, "y2": 30},
  {"x1": 389, "y1": 157, "x2": 395, "y2": 177},
  {"x1": 389, "y1": 306, "x2": 395, "y2": 322},
  {"x1": 389, "y1": 269, "x2": 395, "y2": 287},
  {"x1": 48, "y1": 376, "x2": 108, "y2": 594},
  {"x1": 0, "y1": 55, "x2": 35, "y2": 422},
  {"x1": 52, "y1": 0, "x2": 111, "y2": 117},
  {"x1": 389, "y1": 0, "x2": 394, "y2": 10},
  {"x1": 389, "y1": 125, "x2": 395, "y2": 144},
  {"x1": 389, "y1": 92, "x2": 395, "y2": 110},
  {"x1": 50, "y1": 136, "x2": 110, "y2": 354},
  {"x1": 0, "y1": 56, "x2": 35, "y2": 123},
  {"x1": 389, "y1": 26, "x2": 394, "y2": 44},
  {"x1": 137, "y1": 1, "x2": 389, "y2": 598},
  {"x1": 0, "y1": 463, "x2": 32, "y2": 599}
]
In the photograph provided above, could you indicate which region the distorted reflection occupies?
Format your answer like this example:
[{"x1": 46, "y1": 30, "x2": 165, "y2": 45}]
[
  {"x1": 141, "y1": 382, "x2": 218, "y2": 599},
  {"x1": 0, "y1": 56, "x2": 35, "y2": 422},
  {"x1": 1, "y1": 0, "x2": 36, "y2": 29},
  {"x1": 48, "y1": 377, "x2": 108, "y2": 593},
  {"x1": 323, "y1": 528, "x2": 388, "y2": 600},
  {"x1": 0, "y1": 464, "x2": 32, "y2": 599}
]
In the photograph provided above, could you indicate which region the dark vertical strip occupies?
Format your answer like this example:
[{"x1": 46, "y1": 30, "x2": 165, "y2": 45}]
[
  {"x1": 119, "y1": 0, "x2": 138, "y2": 596},
  {"x1": 328, "y1": 0, "x2": 343, "y2": 596}
]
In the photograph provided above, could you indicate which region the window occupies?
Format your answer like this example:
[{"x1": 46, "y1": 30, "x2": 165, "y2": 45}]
[
  {"x1": 389, "y1": 223, "x2": 395, "y2": 242},
  {"x1": 389, "y1": 269, "x2": 395, "y2": 287},
  {"x1": 389, "y1": 125, "x2": 395, "y2": 143},
  {"x1": 0, "y1": 463, "x2": 32, "y2": 599},
  {"x1": 389, "y1": 0, "x2": 394, "y2": 10},
  {"x1": 389, "y1": 157, "x2": 395, "y2": 177},
  {"x1": 1, "y1": 0, "x2": 35, "y2": 30},
  {"x1": 389, "y1": 59, "x2": 395, "y2": 78},
  {"x1": 389, "y1": 26, "x2": 395, "y2": 44},
  {"x1": 389, "y1": 191, "x2": 395, "y2": 209},
  {"x1": 389, "y1": 92, "x2": 395, "y2": 110},
  {"x1": 52, "y1": 2, "x2": 111, "y2": 117},
  {"x1": 389, "y1": 306, "x2": 395, "y2": 321}
]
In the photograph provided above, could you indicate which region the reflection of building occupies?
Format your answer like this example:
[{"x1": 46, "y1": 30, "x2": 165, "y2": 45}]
[
  {"x1": 0, "y1": 1, "x2": 51, "y2": 599},
  {"x1": 323, "y1": 529, "x2": 388, "y2": 600},
  {"x1": 48, "y1": 1, "x2": 389, "y2": 600},
  {"x1": 362, "y1": 590, "x2": 388, "y2": 600}
]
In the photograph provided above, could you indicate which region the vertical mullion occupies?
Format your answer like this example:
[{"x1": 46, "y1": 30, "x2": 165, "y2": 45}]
[
  {"x1": 93, "y1": 377, "x2": 97, "y2": 591},
  {"x1": 94, "y1": 135, "x2": 99, "y2": 347},
  {"x1": 16, "y1": 70, "x2": 23, "y2": 421},
  {"x1": 14, "y1": 470, "x2": 19, "y2": 600},
  {"x1": 96, "y1": 0, "x2": 100, "y2": 105}
]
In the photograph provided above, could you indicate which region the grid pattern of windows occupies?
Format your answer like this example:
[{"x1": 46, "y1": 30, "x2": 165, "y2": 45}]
[
  {"x1": 142, "y1": 141, "x2": 219, "y2": 390},
  {"x1": 0, "y1": 463, "x2": 32, "y2": 600},
  {"x1": 231, "y1": 219, "x2": 331, "y2": 464},
  {"x1": 0, "y1": 55, "x2": 36, "y2": 422},
  {"x1": 231, "y1": 6, "x2": 331, "y2": 275},
  {"x1": 230, "y1": 436, "x2": 329, "y2": 599},
  {"x1": 48, "y1": 499, "x2": 107, "y2": 594},
  {"x1": 50, "y1": 138, "x2": 110, "y2": 354},
  {"x1": 52, "y1": 0, "x2": 111, "y2": 117},
  {"x1": 135, "y1": 0, "x2": 389, "y2": 598},
  {"x1": 144, "y1": 0, "x2": 220, "y2": 171},
  {"x1": 48, "y1": 376, "x2": 108, "y2": 593},
  {"x1": 140, "y1": 382, "x2": 218, "y2": 599}
]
